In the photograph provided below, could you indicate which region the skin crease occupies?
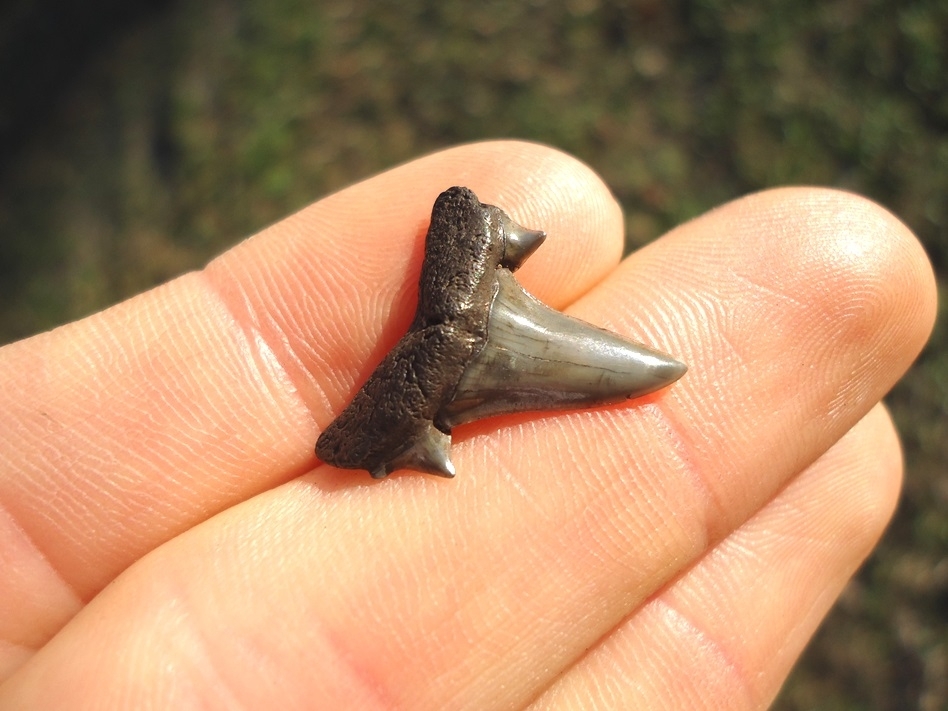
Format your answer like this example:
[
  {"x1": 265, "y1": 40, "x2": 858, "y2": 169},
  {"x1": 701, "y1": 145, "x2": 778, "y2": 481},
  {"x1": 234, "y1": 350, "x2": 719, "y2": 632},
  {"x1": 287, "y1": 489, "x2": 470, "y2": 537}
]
[{"x1": 0, "y1": 141, "x2": 937, "y2": 709}]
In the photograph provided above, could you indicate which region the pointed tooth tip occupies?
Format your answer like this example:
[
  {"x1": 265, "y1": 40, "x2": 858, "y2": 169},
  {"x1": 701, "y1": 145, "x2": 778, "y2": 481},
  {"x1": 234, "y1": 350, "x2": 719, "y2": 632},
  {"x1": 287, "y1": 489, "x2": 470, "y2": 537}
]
[
  {"x1": 614, "y1": 351, "x2": 688, "y2": 397},
  {"x1": 376, "y1": 425, "x2": 456, "y2": 478},
  {"x1": 420, "y1": 447, "x2": 456, "y2": 478},
  {"x1": 502, "y1": 223, "x2": 546, "y2": 269},
  {"x1": 657, "y1": 356, "x2": 688, "y2": 385},
  {"x1": 433, "y1": 459, "x2": 457, "y2": 478},
  {"x1": 377, "y1": 457, "x2": 456, "y2": 479}
]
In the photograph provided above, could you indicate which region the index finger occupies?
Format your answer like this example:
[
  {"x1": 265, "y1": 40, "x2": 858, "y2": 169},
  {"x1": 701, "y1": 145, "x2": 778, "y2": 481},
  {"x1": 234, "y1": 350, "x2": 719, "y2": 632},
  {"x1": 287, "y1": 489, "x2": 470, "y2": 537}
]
[{"x1": 0, "y1": 141, "x2": 624, "y2": 674}]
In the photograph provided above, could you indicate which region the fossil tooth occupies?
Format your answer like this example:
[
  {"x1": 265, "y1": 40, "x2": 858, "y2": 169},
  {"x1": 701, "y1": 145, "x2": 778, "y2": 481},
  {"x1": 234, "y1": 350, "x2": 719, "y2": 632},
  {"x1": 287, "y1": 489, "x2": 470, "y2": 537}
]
[
  {"x1": 499, "y1": 213, "x2": 546, "y2": 269},
  {"x1": 315, "y1": 186, "x2": 686, "y2": 478},
  {"x1": 370, "y1": 423, "x2": 456, "y2": 480},
  {"x1": 440, "y1": 269, "x2": 687, "y2": 428}
]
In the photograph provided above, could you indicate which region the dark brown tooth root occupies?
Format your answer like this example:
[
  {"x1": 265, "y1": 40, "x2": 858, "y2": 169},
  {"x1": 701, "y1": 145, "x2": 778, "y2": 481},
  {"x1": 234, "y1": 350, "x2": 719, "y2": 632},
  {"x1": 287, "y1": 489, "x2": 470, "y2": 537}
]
[{"x1": 315, "y1": 186, "x2": 686, "y2": 478}]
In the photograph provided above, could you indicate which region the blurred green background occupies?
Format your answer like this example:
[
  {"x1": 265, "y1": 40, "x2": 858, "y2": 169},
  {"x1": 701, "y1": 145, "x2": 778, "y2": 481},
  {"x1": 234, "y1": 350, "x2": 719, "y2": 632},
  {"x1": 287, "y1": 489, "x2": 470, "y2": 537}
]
[{"x1": 1, "y1": 0, "x2": 945, "y2": 707}]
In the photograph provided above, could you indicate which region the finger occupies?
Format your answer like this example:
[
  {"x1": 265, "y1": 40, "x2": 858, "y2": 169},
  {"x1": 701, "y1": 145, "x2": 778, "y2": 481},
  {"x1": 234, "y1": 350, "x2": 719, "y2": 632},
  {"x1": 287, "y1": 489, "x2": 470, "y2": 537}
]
[
  {"x1": 0, "y1": 141, "x2": 623, "y2": 672},
  {"x1": 562, "y1": 186, "x2": 930, "y2": 534},
  {"x1": 0, "y1": 190, "x2": 934, "y2": 709},
  {"x1": 529, "y1": 403, "x2": 902, "y2": 710},
  {"x1": 206, "y1": 140, "x2": 623, "y2": 430}
]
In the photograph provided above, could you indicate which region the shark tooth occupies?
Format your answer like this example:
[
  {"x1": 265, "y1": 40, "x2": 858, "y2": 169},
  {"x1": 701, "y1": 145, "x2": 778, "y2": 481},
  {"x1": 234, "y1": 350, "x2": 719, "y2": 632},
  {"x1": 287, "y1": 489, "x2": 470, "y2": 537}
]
[
  {"x1": 439, "y1": 269, "x2": 687, "y2": 428},
  {"x1": 370, "y1": 422, "x2": 456, "y2": 479},
  {"x1": 315, "y1": 186, "x2": 686, "y2": 478},
  {"x1": 498, "y1": 212, "x2": 546, "y2": 269}
]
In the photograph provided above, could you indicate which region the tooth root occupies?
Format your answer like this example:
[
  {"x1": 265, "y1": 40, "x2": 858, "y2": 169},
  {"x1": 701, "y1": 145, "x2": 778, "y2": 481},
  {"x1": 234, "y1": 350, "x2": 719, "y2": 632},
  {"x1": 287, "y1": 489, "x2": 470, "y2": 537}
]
[
  {"x1": 439, "y1": 269, "x2": 687, "y2": 428},
  {"x1": 371, "y1": 423, "x2": 456, "y2": 479}
]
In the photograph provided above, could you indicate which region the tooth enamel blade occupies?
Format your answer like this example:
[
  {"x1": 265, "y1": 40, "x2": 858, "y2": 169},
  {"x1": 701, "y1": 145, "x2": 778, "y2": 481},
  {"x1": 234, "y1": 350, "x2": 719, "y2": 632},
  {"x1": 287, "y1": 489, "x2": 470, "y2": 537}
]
[{"x1": 440, "y1": 269, "x2": 687, "y2": 428}]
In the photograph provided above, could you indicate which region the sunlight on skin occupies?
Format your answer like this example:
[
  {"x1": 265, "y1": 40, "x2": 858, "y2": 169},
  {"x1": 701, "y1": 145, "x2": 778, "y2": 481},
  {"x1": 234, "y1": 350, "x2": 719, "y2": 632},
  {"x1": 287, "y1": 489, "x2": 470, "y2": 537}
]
[{"x1": 0, "y1": 142, "x2": 936, "y2": 709}]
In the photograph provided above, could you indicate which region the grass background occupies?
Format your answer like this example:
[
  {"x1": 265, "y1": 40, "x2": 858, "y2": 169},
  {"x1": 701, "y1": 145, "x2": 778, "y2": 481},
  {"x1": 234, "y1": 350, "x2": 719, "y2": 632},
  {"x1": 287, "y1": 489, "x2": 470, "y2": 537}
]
[{"x1": 1, "y1": 0, "x2": 945, "y2": 707}]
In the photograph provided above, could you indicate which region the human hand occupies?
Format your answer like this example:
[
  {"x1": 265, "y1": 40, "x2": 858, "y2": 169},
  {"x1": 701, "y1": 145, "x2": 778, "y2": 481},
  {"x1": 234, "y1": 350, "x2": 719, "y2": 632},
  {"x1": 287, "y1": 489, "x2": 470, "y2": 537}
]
[{"x1": 0, "y1": 142, "x2": 936, "y2": 709}]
